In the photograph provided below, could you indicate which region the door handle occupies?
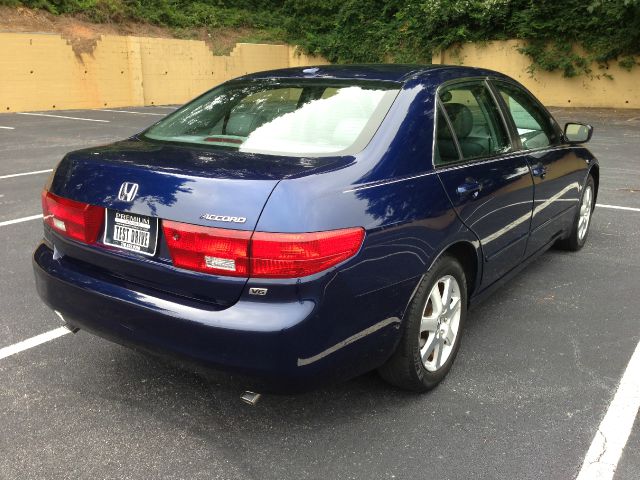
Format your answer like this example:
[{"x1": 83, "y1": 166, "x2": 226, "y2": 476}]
[
  {"x1": 456, "y1": 180, "x2": 482, "y2": 198},
  {"x1": 532, "y1": 163, "x2": 547, "y2": 179}
]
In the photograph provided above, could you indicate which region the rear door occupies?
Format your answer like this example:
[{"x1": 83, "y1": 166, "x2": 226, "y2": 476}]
[
  {"x1": 435, "y1": 79, "x2": 534, "y2": 288},
  {"x1": 490, "y1": 80, "x2": 585, "y2": 255}
]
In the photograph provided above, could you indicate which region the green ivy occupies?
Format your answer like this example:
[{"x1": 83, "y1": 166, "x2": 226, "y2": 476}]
[{"x1": 4, "y1": 0, "x2": 639, "y2": 77}]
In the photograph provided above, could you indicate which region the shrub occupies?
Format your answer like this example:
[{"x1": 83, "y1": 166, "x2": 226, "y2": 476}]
[{"x1": 8, "y1": 0, "x2": 640, "y2": 77}]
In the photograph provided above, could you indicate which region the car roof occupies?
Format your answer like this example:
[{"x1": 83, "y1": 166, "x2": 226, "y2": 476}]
[{"x1": 236, "y1": 64, "x2": 511, "y2": 84}]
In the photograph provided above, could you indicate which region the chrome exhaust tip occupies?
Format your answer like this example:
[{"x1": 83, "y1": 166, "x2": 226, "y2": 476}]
[
  {"x1": 240, "y1": 391, "x2": 261, "y2": 406},
  {"x1": 54, "y1": 310, "x2": 79, "y2": 333},
  {"x1": 62, "y1": 324, "x2": 80, "y2": 334}
]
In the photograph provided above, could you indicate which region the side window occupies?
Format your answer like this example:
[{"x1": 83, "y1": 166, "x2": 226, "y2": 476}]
[
  {"x1": 438, "y1": 82, "x2": 510, "y2": 162},
  {"x1": 434, "y1": 105, "x2": 461, "y2": 165},
  {"x1": 493, "y1": 82, "x2": 558, "y2": 150}
]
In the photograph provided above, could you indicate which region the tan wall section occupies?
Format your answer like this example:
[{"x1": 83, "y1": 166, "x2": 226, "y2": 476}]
[
  {"x1": 0, "y1": 32, "x2": 326, "y2": 112},
  {"x1": 4, "y1": 34, "x2": 636, "y2": 111},
  {"x1": 432, "y1": 40, "x2": 639, "y2": 108}
]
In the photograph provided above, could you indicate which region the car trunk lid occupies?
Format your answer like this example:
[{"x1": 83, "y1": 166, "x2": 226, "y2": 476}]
[{"x1": 45, "y1": 139, "x2": 338, "y2": 307}]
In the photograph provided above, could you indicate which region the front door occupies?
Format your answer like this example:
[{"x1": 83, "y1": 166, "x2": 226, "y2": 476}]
[
  {"x1": 434, "y1": 80, "x2": 534, "y2": 288},
  {"x1": 491, "y1": 80, "x2": 585, "y2": 255}
]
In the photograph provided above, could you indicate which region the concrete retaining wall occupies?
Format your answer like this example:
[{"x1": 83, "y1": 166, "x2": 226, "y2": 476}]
[
  {"x1": 0, "y1": 33, "x2": 326, "y2": 112},
  {"x1": 432, "y1": 40, "x2": 639, "y2": 108},
  {"x1": 2, "y1": 34, "x2": 637, "y2": 111}
]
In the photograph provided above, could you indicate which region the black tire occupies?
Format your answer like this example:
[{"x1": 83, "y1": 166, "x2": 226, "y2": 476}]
[
  {"x1": 379, "y1": 254, "x2": 467, "y2": 392},
  {"x1": 557, "y1": 175, "x2": 595, "y2": 251}
]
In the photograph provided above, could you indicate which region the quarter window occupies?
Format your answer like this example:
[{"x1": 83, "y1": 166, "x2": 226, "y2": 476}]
[
  {"x1": 437, "y1": 82, "x2": 510, "y2": 164},
  {"x1": 434, "y1": 105, "x2": 460, "y2": 165},
  {"x1": 493, "y1": 81, "x2": 559, "y2": 150}
]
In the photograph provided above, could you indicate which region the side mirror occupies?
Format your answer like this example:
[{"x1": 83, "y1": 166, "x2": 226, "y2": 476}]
[{"x1": 564, "y1": 122, "x2": 593, "y2": 144}]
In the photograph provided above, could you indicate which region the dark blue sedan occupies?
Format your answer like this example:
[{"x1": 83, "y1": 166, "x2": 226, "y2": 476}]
[{"x1": 33, "y1": 65, "x2": 598, "y2": 393}]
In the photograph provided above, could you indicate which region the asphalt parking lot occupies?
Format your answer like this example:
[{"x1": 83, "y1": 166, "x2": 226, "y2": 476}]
[{"x1": 0, "y1": 105, "x2": 638, "y2": 480}]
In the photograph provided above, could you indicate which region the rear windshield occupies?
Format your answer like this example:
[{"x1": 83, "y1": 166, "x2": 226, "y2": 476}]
[{"x1": 142, "y1": 79, "x2": 400, "y2": 157}]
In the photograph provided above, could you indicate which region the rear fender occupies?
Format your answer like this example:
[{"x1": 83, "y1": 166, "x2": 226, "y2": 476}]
[{"x1": 400, "y1": 232, "x2": 483, "y2": 322}]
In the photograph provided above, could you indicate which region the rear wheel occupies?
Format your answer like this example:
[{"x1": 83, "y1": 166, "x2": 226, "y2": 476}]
[
  {"x1": 379, "y1": 255, "x2": 467, "y2": 392},
  {"x1": 557, "y1": 175, "x2": 595, "y2": 251}
]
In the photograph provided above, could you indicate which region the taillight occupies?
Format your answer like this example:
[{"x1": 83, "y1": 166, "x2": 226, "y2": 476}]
[
  {"x1": 250, "y1": 229, "x2": 365, "y2": 278},
  {"x1": 41, "y1": 190, "x2": 104, "y2": 243},
  {"x1": 163, "y1": 221, "x2": 251, "y2": 276},
  {"x1": 162, "y1": 221, "x2": 364, "y2": 279}
]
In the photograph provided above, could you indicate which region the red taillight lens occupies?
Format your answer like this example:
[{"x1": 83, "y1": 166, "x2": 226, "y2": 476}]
[
  {"x1": 250, "y1": 228, "x2": 365, "y2": 278},
  {"x1": 41, "y1": 190, "x2": 104, "y2": 243},
  {"x1": 162, "y1": 221, "x2": 364, "y2": 278},
  {"x1": 163, "y1": 221, "x2": 251, "y2": 276}
]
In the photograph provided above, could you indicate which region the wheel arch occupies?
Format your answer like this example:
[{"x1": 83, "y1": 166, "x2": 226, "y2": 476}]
[
  {"x1": 402, "y1": 239, "x2": 482, "y2": 319},
  {"x1": 442, "y1": 241, "x2": 481, "y2": 302},
  {"x1": 589, "y1": 163, "x2": 600, "y2": 203}
]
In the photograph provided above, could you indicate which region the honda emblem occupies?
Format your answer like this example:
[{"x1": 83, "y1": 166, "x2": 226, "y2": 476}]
[{"x1": 118, "y1": 182, "x2": 139, "y2": 202}]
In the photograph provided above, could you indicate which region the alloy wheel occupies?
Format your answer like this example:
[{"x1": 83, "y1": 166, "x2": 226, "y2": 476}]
[
  {"x1": 419, "y1": 275, "x2": 462, "y2": 372},
  {"x1": 578, "y1": 185, "x2": 593, "y2": 241}
]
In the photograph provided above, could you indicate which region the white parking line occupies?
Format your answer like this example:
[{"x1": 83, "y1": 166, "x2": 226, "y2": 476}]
[
  {"x1": 99, "y1": 109, "x2": 166, "y2": 116},
  {"x1": 0, "y1": 214, "x2": 42, "y2": 227},
  {"x1": 16, "y1": 112, "x2": 110, "y2": 123},
  {"x1": 597, "y1": 204, "x2": 640, "y2": 212},
  {"x1": 0, "y1": 168, "x2": 52, "y2": 180},
  {"x1": 0, "y1": 126, "x2": 15, "y2": 130},
  {"x1": 576, "y1": 340, "x2": 640, "y2": 480},
  {"x1": 0, "y1": 327, "x2": 70, "y2": 360}
]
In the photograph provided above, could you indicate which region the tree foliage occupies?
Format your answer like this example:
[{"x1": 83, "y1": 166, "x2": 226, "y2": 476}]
[{"x1": 4, "y1": 0, "x2": 639, "y2": 77}]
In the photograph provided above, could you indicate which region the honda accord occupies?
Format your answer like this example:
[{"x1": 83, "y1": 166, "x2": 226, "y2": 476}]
[{"x1": 33, "y1": 65, "x2": 598, "y2": 392}]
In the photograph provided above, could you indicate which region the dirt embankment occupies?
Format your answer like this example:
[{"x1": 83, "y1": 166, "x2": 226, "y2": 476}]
[{"x1": 0, "y1": 6, "x2": 263, "y2": 56}]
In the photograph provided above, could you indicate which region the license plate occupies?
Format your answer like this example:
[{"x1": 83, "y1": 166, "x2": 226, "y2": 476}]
[{"x1": 103, "y1": 209, "x2": 158, "y2": 256}]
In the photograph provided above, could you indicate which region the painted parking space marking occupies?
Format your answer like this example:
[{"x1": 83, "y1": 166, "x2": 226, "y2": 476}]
[
  {"x1": 99, "y1": 109, "x2": 166, "y2": 116},
  {"x1": 576, "y1": 340, "x2": 640, "y2": 480},
  {"x1": 597, "y1": 204, "x2": 640, "y2": 213},
  {"x1": 0, "y1": 327, "x2": 70, "y2": 361},
  {"x1": 0, "y1": 214, "x2": 43, "y2": 227},
  {"x1": 0, "y1": 168, "x2": 53, "y2": 180},
  {"x1": 0, "y1": 126, "x2": 15, "y2": 130},
  {"x1": 16, "y1": 112, "x2": 110, "y2": 123}
]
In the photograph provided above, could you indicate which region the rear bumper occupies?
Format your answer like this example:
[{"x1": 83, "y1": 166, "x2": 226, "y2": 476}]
[{"x1": 33, "y1": 243, "x2": 401, "y2": 391}]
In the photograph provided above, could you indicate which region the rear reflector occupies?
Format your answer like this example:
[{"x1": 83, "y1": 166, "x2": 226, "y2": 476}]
[
  {"x1": 41, "y1": 190, "x2": 104, "y2": 243},
  {"x1": 162, "y1": 221, "x2": 364, "y2": 279}
]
